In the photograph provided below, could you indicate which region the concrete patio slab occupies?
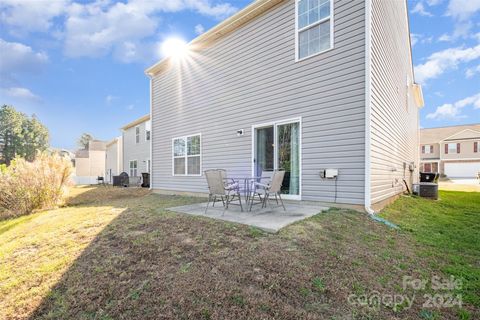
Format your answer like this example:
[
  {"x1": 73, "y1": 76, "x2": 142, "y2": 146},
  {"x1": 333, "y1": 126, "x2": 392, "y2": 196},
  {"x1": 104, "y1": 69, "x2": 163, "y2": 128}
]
[{"x1": 167, "y1": 202, "x2": 329, "y2": 232}]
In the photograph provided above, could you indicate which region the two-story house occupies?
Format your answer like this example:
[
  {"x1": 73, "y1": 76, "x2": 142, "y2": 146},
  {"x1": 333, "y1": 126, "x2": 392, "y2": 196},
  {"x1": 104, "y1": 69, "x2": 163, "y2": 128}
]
[
  {"x1": 145, "y1": 0, "x2": 424, "y2": 211},
  {"x1": 121, "y1": 115, "x2": 151, "y2": 178},
  {"x1": 73, "y1": 140, "x2": 107, "y2": 184},
  {"x1": 420, "y1": 124, "x2": 480, "y2": 178},
  {"x1": 105, "y1": 136, "x2": 123, "y2": 183}
]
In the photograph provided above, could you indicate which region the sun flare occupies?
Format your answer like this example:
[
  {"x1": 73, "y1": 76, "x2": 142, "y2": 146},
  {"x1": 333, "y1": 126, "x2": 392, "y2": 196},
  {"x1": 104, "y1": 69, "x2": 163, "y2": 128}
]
[{"x1": 161, "y1": 37, "x2": 189, "y2": 59}]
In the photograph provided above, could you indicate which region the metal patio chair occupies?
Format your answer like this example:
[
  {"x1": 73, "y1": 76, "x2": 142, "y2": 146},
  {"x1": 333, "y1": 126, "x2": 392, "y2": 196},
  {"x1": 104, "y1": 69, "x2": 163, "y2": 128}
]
[
  {"x1": 204, "y1": 169, "x2": 243, "y2": 214},
  {"x1": 96, "y1": 176, "x2": 106, "y2": 187},
  {"x1": 249, "y1": 169, "x2": 286, "y2": 211}
]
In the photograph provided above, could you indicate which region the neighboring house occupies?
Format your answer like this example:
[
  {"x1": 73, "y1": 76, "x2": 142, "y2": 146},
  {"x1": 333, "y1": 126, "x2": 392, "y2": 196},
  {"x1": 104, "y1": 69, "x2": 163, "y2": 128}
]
[
  {"x1": 146, "y1": 0, "x2": 424, "y2": 210},
  {"x1": 420, "y1": 124, "x2": 480, "y2": 178},
  {"x1": 105, "y1": 136, "x2": 123, "y2": 183},
  {"x1": 73, "y1": 140, "x2": 107, "y2": 184},
  {"x1": 121, "y1": 115, "x2": 151, "y2": 178}
]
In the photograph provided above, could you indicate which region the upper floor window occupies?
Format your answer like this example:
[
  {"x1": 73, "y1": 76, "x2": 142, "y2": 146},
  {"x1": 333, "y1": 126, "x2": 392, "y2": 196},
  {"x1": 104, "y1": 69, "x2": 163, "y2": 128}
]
[
  {"x1": 422, "y1": 145, "x2": 433, "y2": 154},
  {"x1": 445, "y1": 143, "x2": 459, "y2": 154},
  {"x1": 296, "y1": 0, "x2": 333, "y2": 60},
  {"x1": 135, "y1": 126, "x2": 140, "y2": 144},
  {"x1": 145, "y1": 120, "x2": 151, "y2": 141},
  {"x1": 173, "y1": 134, "x2": 201, "y2": 176}
]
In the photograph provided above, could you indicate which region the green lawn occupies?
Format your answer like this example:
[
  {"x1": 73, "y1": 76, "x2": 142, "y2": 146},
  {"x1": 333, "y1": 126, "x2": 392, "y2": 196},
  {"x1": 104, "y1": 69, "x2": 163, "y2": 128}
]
[
  {"x1": 0, "y1": 187, "x2": 478, "y2": 319},
  {"x1": 380, "y1": 191, "x2": 480, "y2": 309}
]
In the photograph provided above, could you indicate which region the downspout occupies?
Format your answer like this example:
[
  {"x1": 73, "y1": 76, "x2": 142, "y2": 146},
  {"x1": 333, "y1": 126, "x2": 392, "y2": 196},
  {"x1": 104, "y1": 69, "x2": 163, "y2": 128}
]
[
  {"x1": 363, "y1": 0, "x2": 399, "y2": 230},
  {"x1": 364, "y1": 0, "x2": 374, "y2": 216},
  {"x1": 148, "y1": 75, "x2": 153, "y2": 191}
]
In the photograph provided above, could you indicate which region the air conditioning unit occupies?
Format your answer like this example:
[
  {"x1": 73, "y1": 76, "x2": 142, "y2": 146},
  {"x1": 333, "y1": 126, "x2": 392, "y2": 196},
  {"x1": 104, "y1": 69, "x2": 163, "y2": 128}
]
[{"x1": 419, "y1": 183, "x2": 438, "y2": 200}]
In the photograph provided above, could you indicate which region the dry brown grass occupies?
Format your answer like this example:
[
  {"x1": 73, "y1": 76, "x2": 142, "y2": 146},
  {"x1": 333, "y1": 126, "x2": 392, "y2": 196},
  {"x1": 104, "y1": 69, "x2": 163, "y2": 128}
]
[
  {"x1": 1, "y1": 187, "x2": 476, "y2": 320},
  {"x1": 438, "y1": 181, "x2": 480, "y2": 192}
]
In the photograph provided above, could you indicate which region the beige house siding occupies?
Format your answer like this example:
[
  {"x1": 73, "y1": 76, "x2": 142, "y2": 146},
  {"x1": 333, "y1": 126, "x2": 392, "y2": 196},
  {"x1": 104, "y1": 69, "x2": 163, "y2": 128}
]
[
  {"x1": 105, "y1": 137, "x2": 123, "y2": 182},
  {"x1": 419, "y1": 124, "x2": 480, "y2": 178},
  {"x1": 369, "y1": 0, "x2": 419, "y2": 205},
  {"x1": 75, "y1": 157, "x2": 90, "y2": 177},
  {"x1": 74, "y1": 140, "x2": 107, "y2": 183},
  {"x1": 89, "y1": 150, "x2": 106, "y2": 177},
  {"x1": 420, "y1": 143, "x2": 440, "y2": 160},
  {"x1": 441, "y1": 140, "x2": 480, "y2": 160}
]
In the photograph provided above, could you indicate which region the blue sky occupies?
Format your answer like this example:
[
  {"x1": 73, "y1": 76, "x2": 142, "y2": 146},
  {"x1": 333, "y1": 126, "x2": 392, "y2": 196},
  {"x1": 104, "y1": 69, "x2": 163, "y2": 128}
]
[{"x1": 0, "y1": 0, "x2": 479, "y2": 150}]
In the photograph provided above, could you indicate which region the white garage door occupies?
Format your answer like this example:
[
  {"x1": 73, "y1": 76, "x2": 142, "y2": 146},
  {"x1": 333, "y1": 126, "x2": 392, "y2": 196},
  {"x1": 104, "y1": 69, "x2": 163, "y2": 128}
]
[{"x1": 444, "y1": 162, "x2": 480, "y2": 178}]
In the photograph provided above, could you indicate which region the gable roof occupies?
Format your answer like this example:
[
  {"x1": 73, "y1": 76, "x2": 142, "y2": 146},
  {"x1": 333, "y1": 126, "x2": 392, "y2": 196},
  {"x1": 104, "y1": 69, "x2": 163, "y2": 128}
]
[
  {"x1": 121, "y1": 114, "x2": 150, "y2": 130},
  {"x1": 88, "y1": 140, "x2": 107, "y2": 151},
  {"x1": 420, "y1": 124, "x2": 480, "y2": 144},
  {"x1": 145, "y1": 0, "x2": 284, "y2": 77},
  {"x1": 106, "y1": 136, "x2": 121, "y2": 147},
  {"x1": 443, "y1": 129, "x2": 480, "y2": 141}
]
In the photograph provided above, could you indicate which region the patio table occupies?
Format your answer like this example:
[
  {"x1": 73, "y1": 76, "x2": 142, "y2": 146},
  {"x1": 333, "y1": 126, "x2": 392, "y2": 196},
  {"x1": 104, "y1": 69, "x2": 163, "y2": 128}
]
[{"x1": 224, "y1": 176, "x2": 261, "y2": 209}]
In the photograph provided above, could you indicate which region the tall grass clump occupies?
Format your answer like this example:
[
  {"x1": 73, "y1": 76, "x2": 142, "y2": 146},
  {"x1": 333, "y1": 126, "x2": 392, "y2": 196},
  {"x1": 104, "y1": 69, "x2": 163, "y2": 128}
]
[{"x1": 0, "y1": 153, "x2": 73, "y2": 218}]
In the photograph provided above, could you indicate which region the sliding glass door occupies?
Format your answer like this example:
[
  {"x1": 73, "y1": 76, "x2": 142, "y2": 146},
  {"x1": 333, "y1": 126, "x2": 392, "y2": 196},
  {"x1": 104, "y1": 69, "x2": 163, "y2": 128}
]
[{"x1": 254, "y1": 119, "x2": 301, "y2": 199}]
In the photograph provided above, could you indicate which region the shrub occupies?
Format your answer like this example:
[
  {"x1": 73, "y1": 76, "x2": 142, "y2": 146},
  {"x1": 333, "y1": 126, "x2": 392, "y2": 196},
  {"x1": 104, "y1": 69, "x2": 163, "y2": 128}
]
[{"x1": 0, "y1": 153, "x2": 73, "y2": 218}]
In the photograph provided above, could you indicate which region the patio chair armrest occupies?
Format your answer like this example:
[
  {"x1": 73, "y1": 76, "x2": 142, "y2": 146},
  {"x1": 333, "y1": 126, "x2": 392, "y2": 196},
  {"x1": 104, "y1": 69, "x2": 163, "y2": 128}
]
[
  {"x1": 225, "y1": 182, "x2": 239, "y2": 191},
  {"x1": 253, "y1": 182, "x2": 269, "y2": 189}
]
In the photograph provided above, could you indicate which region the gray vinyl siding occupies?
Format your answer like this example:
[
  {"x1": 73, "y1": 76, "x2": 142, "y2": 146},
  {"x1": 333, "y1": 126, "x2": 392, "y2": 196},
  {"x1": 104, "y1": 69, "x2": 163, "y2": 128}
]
[
  {"x1": 151, "y1": 0, "x2": 366, "y2": 204},
  {"x1": 369, "y1": 0, "x2": 419, "y2": 204},
  {"x1": 123, "y1": 121, "x2": 150, "y2": 176}
]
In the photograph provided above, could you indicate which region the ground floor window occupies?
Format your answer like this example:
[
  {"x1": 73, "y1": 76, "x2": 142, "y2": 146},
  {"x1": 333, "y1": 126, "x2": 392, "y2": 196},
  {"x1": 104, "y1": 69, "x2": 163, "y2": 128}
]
[
  {"x1": 129, "y1": 160, "x2": 138, "y2": 177},
  {"x1": 173, "y1": 134, "x2": 201, "y2": 176},
  {"x1": 422, "y1": 162, "x2": 438, "y2": 173}
]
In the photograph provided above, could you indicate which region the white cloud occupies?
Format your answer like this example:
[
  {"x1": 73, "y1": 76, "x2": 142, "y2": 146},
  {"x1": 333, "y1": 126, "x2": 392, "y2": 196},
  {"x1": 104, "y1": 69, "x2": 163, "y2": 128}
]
[
  {"x1": 195, "y1": 24, "x2": 205, "y2": 35},
  {"x1": 426, "y1": 0, "x2": 443, "y2": 5},
  {"x1": 62, "y1": 0, "x2": 237, "y2": 62},
  {"x1": 0, "y1": 0, "x2": 238, "y2": 63},
  {"x1": 63, "y1": 1, "x2": 159, "y2": 59},
  {"x1": 0, "y1": 38, "x2": 48, "y2": 85},
  {"x1": 438, "y1": 34, "x2": 452, "y2": 42},
  {"x1": 105, "y1": 95, "x2": 118, "y2": 104},
  {"x1": 0, "y1": 0, "x2": 69, "y2": 35},
  {"x1": 438, "y1": 21, "x2": 475, "y2": 42},
  {"x1": 427, "y1": 92, "x2": 480, "y2": 119},
  {"x1": 465, "y1": 64, "x2": 480, "y2": 78},
  {"x1": 411, "y1": 33, "x2": 433, "y2": 46},
  {"x1": 412, "y1": 3, "x2": 433, "y2": 16},
  {"x1": 446, "y1": 0, "x2": 480, "y2": 20},
  {"x1": 414, "y1": 44, "x2": 480, "y2": 83},
  {"x1": 474, "y1": 32, "x2": 480, "y2": 42},
  {"x1": 411, "y1": 33, "x2": 420, "y2": 46},
  {"x1": 439, "y1": 0, "x2": 480, "y2": 41},
  {"x1": 0, "y1": 87, "x2": 40, "y2": 101}
]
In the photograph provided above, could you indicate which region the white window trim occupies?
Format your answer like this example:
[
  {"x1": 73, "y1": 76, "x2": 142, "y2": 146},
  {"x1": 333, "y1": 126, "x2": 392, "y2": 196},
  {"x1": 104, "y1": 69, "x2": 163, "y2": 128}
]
[
  {"x1": 447, "y1": 143, "x2": 458, "y2": 154},
  {"x1": 145, "y1": 120, "x2": 151, "y2": 142},
  {"x1": 135, "y1": 126, "x2": 140, "y2": 144},
  {"x1": 250, "y1": 117, "x2": 302, "y2": 201},
  {"x1": 423, "y1": 145, "x2": 433, "y2": 154},
  {"x1": 129, "y1": 159, "x2": 138, "y2": 177},
  {"x1": 172, "y1": 133, "x2": 202, "y2": 177},
  {"x1": 295, "y1": 0, "x2": 335, "y2": 62}
]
